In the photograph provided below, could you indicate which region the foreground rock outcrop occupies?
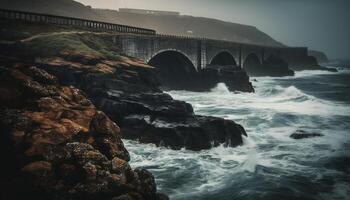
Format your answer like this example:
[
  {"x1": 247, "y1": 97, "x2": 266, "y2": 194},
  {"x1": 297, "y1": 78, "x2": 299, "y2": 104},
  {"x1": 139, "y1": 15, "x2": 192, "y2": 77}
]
[
  {"x1": 36, "y1": 55, "x2": 247, "y2": 151},
  {"x1": 0, "y1": 19, "x2": 248, "y2": 152},
  {"x1": 0, "y1": 20, "x2": 249, "y2": 199},
  {"x1": 0, "y1": 65, "x2": 167, "y2": 200}
]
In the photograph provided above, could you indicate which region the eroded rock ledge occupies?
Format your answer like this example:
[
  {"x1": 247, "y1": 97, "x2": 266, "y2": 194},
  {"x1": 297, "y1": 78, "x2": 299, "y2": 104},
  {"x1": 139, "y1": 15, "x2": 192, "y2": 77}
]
[
  {"x1": 37, "y1": 55, "x2": 247, "y2": 151},
  {"x1": 0, "y1": 21, "x2": 248, "y2": 152},
  {"x1": 0, "y1": 22, "x2": 249, "y2": 200},
  {"x1": 0, "y1": 65, "x2": 167, "y2": 200}
]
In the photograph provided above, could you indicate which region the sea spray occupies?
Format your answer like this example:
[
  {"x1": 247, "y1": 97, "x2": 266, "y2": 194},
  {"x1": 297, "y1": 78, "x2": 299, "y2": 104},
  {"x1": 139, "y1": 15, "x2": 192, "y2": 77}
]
[{"x1": 126, "y1": 68, "x2": 350, "y2": 200}]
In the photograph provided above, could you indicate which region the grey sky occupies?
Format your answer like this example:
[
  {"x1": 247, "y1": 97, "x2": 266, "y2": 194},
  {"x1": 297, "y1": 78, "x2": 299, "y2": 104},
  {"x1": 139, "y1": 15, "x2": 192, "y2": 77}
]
[{"x1": 76, "y1": 0, "x2": 350, "y2": 59}]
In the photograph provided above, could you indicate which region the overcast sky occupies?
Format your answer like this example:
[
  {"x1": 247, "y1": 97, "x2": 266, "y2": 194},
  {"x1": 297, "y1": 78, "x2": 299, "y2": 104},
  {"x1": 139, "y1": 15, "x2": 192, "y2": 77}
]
[{"x1": 76, "y1": 0, "x2": 350, "y2": 59}]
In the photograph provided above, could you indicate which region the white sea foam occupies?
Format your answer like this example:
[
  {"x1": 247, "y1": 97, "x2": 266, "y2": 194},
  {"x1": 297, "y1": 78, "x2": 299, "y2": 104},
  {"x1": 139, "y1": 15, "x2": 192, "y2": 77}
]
[{"x1": 128, "y1": 72, "x2": 350, "y2": 199}]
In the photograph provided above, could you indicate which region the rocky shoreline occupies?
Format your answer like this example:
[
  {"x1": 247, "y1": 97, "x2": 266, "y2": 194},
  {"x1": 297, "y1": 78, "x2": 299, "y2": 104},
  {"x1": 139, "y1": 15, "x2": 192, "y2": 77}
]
[
  {"x1": 37, "y1": 56, "x2": 248, "y2": 151},
  {"x1": 0, "y1": 21, "x2": 249, "y2": 199},
  {"x1": 0, "y1": 20, "x2": 336, "y2": 200}
]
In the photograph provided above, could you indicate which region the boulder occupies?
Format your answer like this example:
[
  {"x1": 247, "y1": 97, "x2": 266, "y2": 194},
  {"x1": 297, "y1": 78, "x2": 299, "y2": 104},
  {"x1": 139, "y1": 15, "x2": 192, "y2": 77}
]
[
  {"x1": 197, "y1": 65, "x2": 254, "y2": 92},
  {"x1": 122, "y1": 114, "x2": 247, "y2": 150},
  {"x1": 290, "y1": 130, "x2": 323, "y2": 139}
]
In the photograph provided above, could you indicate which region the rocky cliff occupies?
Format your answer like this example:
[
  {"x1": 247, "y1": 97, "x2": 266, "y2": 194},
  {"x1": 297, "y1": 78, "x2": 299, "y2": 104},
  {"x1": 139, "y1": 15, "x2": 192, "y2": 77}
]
[
  {"x1": 0, "y1": 19, "x2": 249, "y2": 199},
  {"x1": 0, "y1": 19, "x2": 249, "y2": 149},
  {"x1": 0, "y1": 65, "x2": 167, "y2": 200},
  {"x1": 308, "y1": 50, "x2": 329, "y2": 64}
]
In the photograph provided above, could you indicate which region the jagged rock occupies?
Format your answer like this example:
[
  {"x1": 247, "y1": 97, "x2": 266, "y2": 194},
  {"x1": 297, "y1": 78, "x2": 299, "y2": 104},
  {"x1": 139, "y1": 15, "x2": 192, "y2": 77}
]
[
  {"x1": 0, "y1": 65, "x2": 167, "y2": 200},
  {"x1": 90, "y1": 111, "x2": 121, "y2": 136},
  {"x1": 1, "y1": 27, "x2": 250, "y2": 198},
  {"x1": 308, "y1": 50, "x2": 329, "y2": 63},
  {"x1": 290, "y1": 130, "x2": 323, "y2": 139},
  {"x1": 21, "y1": 161, "x2": 53, "y2": 178},
  {"x1": 245, "y1": 55, "x2": 294, "y2": 77},
  {"x1": 197, "y1": 65, "x2": 254, "y2": 92},
  {"x1": 122, "y1": 114, "x2": 247, "y2": 150},
  {"x1": 36, "y1": 56, "x2": 248, "y2": 151},
  {"x1": 111, "y1": 157, "x2": 131, "y2": 174},
  {"x1": 262, "y1": 55, "x2": 295, "y2": 77},
  {"x1": 134, "y1": 169, "x2": 157, "y2": 200},
  {"x1": 288, "y1": 55, "x2": 337, "y2": 72},
  {"x1": 0, "y1": 25, "x2": 249, "y2": 151}
]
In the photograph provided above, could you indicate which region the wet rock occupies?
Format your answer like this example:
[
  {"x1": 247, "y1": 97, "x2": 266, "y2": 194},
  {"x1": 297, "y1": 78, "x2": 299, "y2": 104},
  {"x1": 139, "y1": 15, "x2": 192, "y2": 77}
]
[
  {"x1": 197, "y1": 65, "x2": 254, "y2": 92},
  {"x1": 112, "y1": 194, "x2": 133, "y2": 200},
  {"x1": 122, "y1": 114, "x2": 247, "y2": 150},
  {"x1": 154, "y1": 64, "x2": 255, "y2": 93},
  {"x1": 308, "y1": 50, "x2": 329, "y2": 63},
  {"x1": 134, "y1": 169, "x2": 157, "y2": 200},
  {"x1": 36, "y1": 56, "x2": 248, "y2": 151},
  {"x1": 0, "y1": 65, "x2": 167, "y2": 200},
  {"x1": 324, "y1": 67, "x2": 338, "y2": 72},
  {"x1": 30, "y1": 54, "x2": 248, "y2": 151},
  {"x1": 246, "y1": 55, "x2": 294, "y2": 77},
  {"x1": 111, "y1": 157, "x2": 130, "y2": 174},
  {"x1": 21, "y1": 161, "x2": 53, "y2": 178},
  {"x1": 262, "y1": 55, "x2": 295, "y2": 77},
  {"x1": 290, "y1": 130, "x2": 323, "y2": 139},
  {"x1": 288, "y1": 55, "x2": 337, "y2": 72},
  {"x1": 90, "y1": 111, "x2": 121, "y2": 137}
]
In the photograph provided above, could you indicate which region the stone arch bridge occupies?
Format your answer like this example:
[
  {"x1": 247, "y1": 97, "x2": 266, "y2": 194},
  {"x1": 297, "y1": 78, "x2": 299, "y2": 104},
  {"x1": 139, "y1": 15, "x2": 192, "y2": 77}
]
[{"x1": 116, "y1": 34, "x2": 308, "y2": 71}]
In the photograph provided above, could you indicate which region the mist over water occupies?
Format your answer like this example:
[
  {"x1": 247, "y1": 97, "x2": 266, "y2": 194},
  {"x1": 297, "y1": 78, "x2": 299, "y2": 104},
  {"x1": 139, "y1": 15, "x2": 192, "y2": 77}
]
[{"x1": 124, "y1": 63, "x2": 350, "y2": 200}]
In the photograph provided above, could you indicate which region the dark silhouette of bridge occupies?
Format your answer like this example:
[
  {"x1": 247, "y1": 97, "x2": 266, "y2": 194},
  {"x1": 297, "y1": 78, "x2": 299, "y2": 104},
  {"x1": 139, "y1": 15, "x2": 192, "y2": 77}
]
[{"x1": 0, "y1": 8, "x2": 310, "y2": 73}]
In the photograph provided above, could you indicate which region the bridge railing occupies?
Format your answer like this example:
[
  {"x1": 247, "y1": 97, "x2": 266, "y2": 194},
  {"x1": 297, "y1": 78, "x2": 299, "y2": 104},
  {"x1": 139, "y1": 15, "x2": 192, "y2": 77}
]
[
  {"x1": 0, "y1": 8, "x2": 156, "y2": 35},
  {"x1": 154, "y1": 33, "x2": 295, "y2": 50}
]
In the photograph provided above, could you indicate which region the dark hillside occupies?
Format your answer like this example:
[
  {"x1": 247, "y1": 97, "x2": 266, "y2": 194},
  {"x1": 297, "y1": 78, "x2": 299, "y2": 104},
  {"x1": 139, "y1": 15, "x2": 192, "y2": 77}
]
[{"x1": 0, "y1": 0, "x2": 283, "y2": 46}]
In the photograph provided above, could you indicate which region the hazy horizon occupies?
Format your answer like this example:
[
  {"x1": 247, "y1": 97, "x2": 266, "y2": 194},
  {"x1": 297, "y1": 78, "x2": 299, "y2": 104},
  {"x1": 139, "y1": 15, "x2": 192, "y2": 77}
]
[{"x1": 75, "y1": 0, "x2": 350, "y2": 60}]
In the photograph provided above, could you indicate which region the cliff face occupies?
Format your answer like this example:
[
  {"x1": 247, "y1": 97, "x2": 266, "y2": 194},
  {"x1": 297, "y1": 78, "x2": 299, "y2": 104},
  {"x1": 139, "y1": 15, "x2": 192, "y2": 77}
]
[
  {"x1": 0, "y1": 0, "x2": 283, "y2": 47},
  {"x1": 308, "y1": 50, "x2": 329, "y2": 63},
  {"x1": 0, "y1": 20, "x2": 249, "y2": 199},
  {"x1": 0, "y1": 16, "x2": 251, "y2": 150},
  {"x1": 0, "y1": 19, "x2": 249, "y2": 150},
  {"x1": 0, "y1": 65, "x2": 167, "y2": 200}
]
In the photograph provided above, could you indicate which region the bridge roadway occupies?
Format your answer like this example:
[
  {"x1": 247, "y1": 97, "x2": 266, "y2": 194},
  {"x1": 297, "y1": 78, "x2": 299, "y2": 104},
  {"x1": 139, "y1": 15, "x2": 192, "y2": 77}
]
[{"x1": 0, "y1": 8, "x2": 309, "y2": 71}]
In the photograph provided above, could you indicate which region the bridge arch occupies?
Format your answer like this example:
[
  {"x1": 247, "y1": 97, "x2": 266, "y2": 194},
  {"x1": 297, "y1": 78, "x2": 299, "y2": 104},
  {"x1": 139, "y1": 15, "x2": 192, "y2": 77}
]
[
  {"x1": 147, "y1": 49, "x2": 197, "y2": 89},
  {"x1": 146, "y1": 49, "x2": 195, "y2": 66},
  {"x1": 209, "y1": 50, "x2": 237, "y2": 66},
  {"x1": 243, "y1": 53, "x2": 263, "y2": 76}
]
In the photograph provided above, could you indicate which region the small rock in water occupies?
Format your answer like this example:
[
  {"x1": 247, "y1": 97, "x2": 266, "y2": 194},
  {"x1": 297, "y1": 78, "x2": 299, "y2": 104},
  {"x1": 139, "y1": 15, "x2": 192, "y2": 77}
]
[
  {"x1": 326, "y1": 67, "x2": 338, "y2": 72},
  {"x1": 290, "y1": 130, "x2": 323, "y2": 139}
]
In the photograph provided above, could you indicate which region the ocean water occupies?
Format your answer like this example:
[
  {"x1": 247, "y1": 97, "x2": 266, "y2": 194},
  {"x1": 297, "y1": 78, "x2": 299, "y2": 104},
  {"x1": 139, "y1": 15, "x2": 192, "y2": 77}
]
[{"x1": 124, "y1": 62, "x2": 350, "y2": 200}]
